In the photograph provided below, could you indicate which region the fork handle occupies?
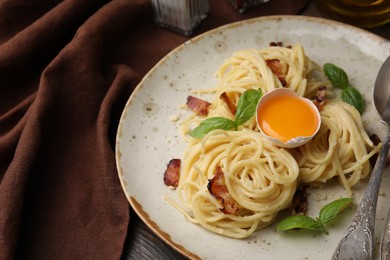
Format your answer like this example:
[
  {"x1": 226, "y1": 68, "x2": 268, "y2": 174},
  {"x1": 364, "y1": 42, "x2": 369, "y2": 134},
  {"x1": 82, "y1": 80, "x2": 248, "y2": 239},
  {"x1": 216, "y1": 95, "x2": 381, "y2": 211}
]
[
  {"x1": 332, "y1": 130, "x2": 390, "y2": 260},
  {"x1": 381, "y1": 206, "x2": 390, "y2": 260},
  {"x1": 381, "y1": 133, "x2": 390, "y2": 260}
]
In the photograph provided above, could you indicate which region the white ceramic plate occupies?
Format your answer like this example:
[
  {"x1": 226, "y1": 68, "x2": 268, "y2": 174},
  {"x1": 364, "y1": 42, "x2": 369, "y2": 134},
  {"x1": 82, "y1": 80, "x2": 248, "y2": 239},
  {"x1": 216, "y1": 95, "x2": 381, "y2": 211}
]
[{"x1": 116, "y1": 15, "x2": 390, "y2": 259}]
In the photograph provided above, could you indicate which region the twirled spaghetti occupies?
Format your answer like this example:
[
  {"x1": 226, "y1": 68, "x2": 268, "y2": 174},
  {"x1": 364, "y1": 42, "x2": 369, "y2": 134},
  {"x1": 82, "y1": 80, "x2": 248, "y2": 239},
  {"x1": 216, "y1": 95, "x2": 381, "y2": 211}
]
[
  {"x1": 290, "y1": 100, "x2": 381, "y2": 196},
  {"x1": 176, "y1": 129, "x2": 299, "y2": 238}
]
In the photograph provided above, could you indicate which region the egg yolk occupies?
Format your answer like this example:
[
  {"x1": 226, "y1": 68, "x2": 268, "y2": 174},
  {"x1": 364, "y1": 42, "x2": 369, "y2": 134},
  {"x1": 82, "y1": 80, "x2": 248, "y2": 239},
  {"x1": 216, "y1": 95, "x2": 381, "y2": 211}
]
[{"x1": 257, "y1": 95, "x2": 319, "y2": 143}]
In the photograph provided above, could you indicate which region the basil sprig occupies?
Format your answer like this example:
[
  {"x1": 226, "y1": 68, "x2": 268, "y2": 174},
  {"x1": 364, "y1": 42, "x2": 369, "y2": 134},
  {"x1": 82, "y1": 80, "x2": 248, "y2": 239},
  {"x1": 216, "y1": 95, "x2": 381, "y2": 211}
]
[
  {"x1": 323, "y1": 63, "x2": 365, "y2": 114},
  {"x1": 189, "y1": 117, "x2": 237, "y2": 138},
  {"x1": 234, "y1": 89, "x2": 262, "y2": 125},
  {"x1": 276, "y1": 198, "x2": 352, "y2": 232},
  {"x1": 323, "y1": 63, "x2": 349, "y2": 89},
  {"x1": 341, "y1": 87, "x2": 365, "y2": 116},
  {"x1": 190, "y1": 89, "x2": 262, "y2": 138}
]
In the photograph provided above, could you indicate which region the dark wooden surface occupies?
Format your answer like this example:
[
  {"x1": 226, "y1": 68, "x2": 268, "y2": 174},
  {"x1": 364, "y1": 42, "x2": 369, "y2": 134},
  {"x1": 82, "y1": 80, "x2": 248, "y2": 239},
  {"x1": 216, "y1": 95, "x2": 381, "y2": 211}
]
[
  {"x1": 121, "y1": 2, "x2": 390, "y2": 260},
  {"x1": 122, "y1": 211, "x2": 186, "y2": 260}
]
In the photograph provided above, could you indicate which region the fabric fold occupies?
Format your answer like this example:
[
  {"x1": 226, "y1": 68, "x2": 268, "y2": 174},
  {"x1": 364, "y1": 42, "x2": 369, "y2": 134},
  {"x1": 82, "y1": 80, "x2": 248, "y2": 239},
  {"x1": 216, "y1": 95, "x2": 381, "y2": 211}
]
[
  {"x1": 0, "y1": 0, "x2": 311, "y2": 259},
  {"x1": 0, "y1": 0, "x2": 138, "y2": 259}
]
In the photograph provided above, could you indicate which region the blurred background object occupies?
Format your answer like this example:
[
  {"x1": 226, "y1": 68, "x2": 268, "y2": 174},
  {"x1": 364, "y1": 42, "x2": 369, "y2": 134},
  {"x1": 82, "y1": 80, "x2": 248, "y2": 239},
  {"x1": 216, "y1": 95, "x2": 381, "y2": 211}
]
[
  {"x1": 151, "y1": 0, "x2": 209, "y2": 35},
  {"x1": 314, "y1": 0, "x2": 390, "y2": 28},
  {"x1": 226, "y1": 0, "x2": 271, "y2": 13}
]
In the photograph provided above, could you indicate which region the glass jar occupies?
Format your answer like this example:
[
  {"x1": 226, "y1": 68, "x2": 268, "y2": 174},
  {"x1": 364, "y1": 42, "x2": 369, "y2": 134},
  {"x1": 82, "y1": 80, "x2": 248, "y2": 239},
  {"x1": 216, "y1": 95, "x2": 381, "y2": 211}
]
[
  {"x1": 151, "y1": 0, "x2": 209, "y2": 36},
  {"x1": 315, "y1": 0, "x2": 390, "y2": 28}
]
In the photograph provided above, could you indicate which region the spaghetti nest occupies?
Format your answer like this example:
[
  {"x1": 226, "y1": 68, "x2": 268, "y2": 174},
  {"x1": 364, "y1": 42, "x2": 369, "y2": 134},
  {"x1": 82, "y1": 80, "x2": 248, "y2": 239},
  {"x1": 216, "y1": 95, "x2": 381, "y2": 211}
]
[
  {"x1": 291, "y1": 100, "x2": 381, "y2": 195},
  {"x1": 177, "y1": 129, "x2": 299, "y2": 238},
  {"x1": 181, "y1": 44, "x2": 329, "y2": 137},
  {"x1": 168, "y1": 44, "x2": 380, "y2": 239}
]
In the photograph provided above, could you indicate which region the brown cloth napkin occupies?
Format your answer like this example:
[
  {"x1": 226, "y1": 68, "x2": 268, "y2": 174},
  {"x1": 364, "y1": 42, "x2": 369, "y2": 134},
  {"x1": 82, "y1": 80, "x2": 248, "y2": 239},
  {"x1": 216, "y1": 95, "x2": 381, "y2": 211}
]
[{"x1": 0, "y1": 0, "x2": 309, "y2": 259}]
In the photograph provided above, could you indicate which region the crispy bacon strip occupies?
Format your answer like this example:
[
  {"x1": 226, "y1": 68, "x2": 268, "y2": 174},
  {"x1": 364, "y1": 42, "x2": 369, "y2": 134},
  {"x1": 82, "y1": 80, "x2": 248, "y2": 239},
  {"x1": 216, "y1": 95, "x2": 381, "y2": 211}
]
[
  {"x1": 291, "y1": 186, "x2": 308, "y2": 216},
  {"x1": 370, "y1": 133, "x2": 381, "y2": 146},
  {"x1": 269, "y1": 42, "x2": 291, "y2": 49},
  {"x1": 269, "y1": 41, "x2": 283, "y2": 47},
  {"x1": 186, "y1": 96, "x2": 211, "y2": 116},
  {"x1": 163, "y1": 159, "x2": 181, "y2": 188},
  {"x1": 266, "y1": 59, "x2": 287, "y2": 87},
  {"x1": 369, "y1": 134, "x2": 381, "y2": 167},
  {"x1": 219, "y1": 92, "x2": 237, "y2": 115},
  {"x1": 207, "y1": 166, "x2": 239, "y2": 214},
  {"x1": 312, "y1": 86, "x2": 327, "y2": 110}
]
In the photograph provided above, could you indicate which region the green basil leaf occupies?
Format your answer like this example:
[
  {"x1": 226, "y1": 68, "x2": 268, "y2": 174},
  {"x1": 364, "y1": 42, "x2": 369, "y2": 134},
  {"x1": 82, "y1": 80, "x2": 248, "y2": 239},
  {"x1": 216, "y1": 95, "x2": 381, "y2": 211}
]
[
  {"x1": 189, "y1": 117, "x2": 236, "y2": 138},
  {"x1": 341, "y1": 87, "x2": 365, "y2": 114},
  {"x1": 323, "y1": 63, "x2": 349, "y2": 89},
  {"x1": 234, "y1": 89, "x2": 262, "y2": 126},
  {"x1": 276, "y1": 215, "x2": 324, "y2": 231},
  {"x1": 319, "y1": 198, "x2": 352, "y2": 225}
]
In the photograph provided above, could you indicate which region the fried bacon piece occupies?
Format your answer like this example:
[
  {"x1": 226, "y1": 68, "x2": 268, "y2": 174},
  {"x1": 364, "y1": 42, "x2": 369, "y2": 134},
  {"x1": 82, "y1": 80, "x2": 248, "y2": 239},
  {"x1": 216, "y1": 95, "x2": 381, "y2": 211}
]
[
  {"x1": 291, "y1": 185, "x2": 308, "y2": 216},
  {"x1": 186, "y1": 96, "x2": 211, "y2": 116},
  {"x1": 207, "y1": 166, "x2": 239, "y2": 214},
  {"x1": 370, "y1": 133, "x2": 381, "y2": 146},
  {"x1": 312, "y1": 86, "x2": 327, "y2": 110},
  {"x1": 266, "y1": 59, "x2": 287, "y2": 87},
  {"x1": 369, "y1": 134, "x2": 381, "y2": 167},
  {"x1": 269, "y1": 42, "x2": 291, "y2": 48},
  {"x1": 219, "y1": 92, "x2": 237, "y2": 115},
  {"x1": 269, "y1": 41, "x2": 283, "y2": 47},
  {"x1": 163, "y1": 159, "x2": 181, "y2": 188}
]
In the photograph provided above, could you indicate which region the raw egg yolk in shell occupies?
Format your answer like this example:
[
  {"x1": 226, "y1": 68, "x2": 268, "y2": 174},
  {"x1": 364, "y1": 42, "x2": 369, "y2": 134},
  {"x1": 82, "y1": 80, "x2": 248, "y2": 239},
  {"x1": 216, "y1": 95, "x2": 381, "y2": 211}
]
[{"x1": 257, "y1": 92, "x2": 319, "y2": 143}]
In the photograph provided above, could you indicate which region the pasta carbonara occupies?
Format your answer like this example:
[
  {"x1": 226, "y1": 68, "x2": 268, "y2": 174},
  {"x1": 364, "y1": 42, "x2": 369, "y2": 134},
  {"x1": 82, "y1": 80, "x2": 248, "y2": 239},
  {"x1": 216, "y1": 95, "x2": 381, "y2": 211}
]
[{"x1": 165, "y1": 43, "x2": 380, "y2": 239}]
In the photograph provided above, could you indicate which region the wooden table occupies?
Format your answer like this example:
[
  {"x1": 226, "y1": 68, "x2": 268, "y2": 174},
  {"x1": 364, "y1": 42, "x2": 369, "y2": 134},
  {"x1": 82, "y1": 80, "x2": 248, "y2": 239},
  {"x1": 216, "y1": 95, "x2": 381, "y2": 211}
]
[{"x1": 122, "y1": 2, "x2": 390, "y2": 259}]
